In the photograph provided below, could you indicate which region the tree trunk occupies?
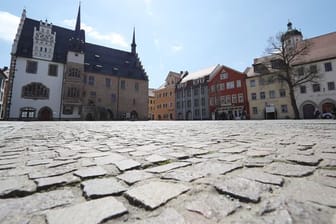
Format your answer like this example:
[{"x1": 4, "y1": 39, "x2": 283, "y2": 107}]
[{"x1": 288, "y1": 84, "x2": 300, "y2": 119}]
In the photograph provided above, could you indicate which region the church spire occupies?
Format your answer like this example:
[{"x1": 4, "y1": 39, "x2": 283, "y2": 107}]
[
  {"x1": 131, "y1": 27, "x2": 137, "y2": 54},
  {"x1": 75, "y1": 3, "x2": 81, "y2": 34}
]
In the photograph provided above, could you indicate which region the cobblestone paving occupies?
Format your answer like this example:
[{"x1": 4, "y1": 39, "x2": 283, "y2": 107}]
[{"x1": 0, "y1": 120, "x2": 336, "y2": 224}]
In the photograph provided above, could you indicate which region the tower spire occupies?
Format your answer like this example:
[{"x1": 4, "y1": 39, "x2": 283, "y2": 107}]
[
  {"x1": 131, "y1": 27, "x2": 137, "y2": 54},
  {"x1": 75, "y1": 3, "x2": 81, "y2": 33}
]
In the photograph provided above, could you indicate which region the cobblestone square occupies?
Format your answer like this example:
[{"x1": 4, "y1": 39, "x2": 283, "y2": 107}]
[{"x1": 0, "y1": 120, "x2": 336, "y2": 223}]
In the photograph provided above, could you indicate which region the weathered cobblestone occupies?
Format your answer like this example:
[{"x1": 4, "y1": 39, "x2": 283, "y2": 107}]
[{"x1": 0, "y1": 120, "x2": 335, "y2": 223}]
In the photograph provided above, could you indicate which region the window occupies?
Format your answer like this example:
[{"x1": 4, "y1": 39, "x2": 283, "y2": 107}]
[
  {"x1": 252, "y1": 107, "x2": 258, "y2": 114},
  {"x1": 90, "y1": 91, "x2": 96, "y2": 97},
  {"x1": 48, "y1": 64, "x2": 58, "y2": 76},
  {"x1": 67, "y1": 87, "x2": 80, "y2": 97},
  {"x1": 22, "y1": 82, "x2": 49, "y2": 99},
  {"x1": 250, "y1": 80, "x2": 256, "y2": 87},
  {"x1": 226, "y1": 81, "x2": 235, "y2": 89},
  {"x1": 260, "y1": 91, "x2": 266, "y2": 100},
  {"x1": 111, "y1": 94, "x2": 116, "y2": 102},
  {"x1": 238, "y1": 93, "x2": 244, "y2": 103},
  {"x1": 187, "y1": 100, "x2": 191, "y2": 108},
  {"x1": 135, "y1": 82, "x2": 139, "y2": 91},
  {"x1": 226, "y1": 95, "x2": 231, "y2": 104},
  {"x1": 324, "y1": 62, "x2": 332, "y2": 72},
  {"x1": 211, "y1": 85, "x2": 216, "y2": 93},
  {"x1": 120, "y1": 80, "x2": 126, "y2": 89},
  {"x1": 105, "y1": 78, "x2": 111, "y2": 88},
  {"x1": 194, "y1": 88, "x2": 199, "y2": 96},
  {"x1": 88, "y1": 76, "x2": 95, "y2": 85},
  {"x1": 210, "y1": 97, "x2": 215, "y2": 106},
  {"x1": 83, "y1": 75, "x2": 87, "y2": 84},
  {"x1": 269, "y1": 90, "x2": 276, "y2": 98},
  {"x1": 26, "y1": 61, "x2": 38, "y2": 74},
  {"x1": 68, "y1": 68, "x2": 80, "y2": 78},
  {"x1": 220, "y1": 72, "x2": 228, "y2": 80},
  {"x1": 312, "y1": 83, "x2": 320, "y2": 92},
  {"x1": 310, "y1": 65, "x2": 317, "y2": 73},
  {"x1": 194, "y1": 99, "x2": 199, "y2": 107},
  {"x1": 202, "y1": 108, "x2": 206, "y2": 116},
  {"x1": 201, "y1": 98, "x2": 205, "y2": 106},
  {"x1": 281, "y1": 105, "x2": 288, "y2": 113},
  {"x1": 176, "y1": 102, "x2": 180, "y2": 109},
  {"x1": 236, "y1": 80, "x2": 241, "y2": 88},
  {"x1": 201, "y1": 86, "x2": 205, "y2": 95},
  {"x1": 251, "y1": 93, "x2": 257, "y2": 100},
  {"x1": 327, "y1": 82, "x2": 335, "y2": 90},
  {"x1": 63, "y1": 106, "x2": 73, "y2": 115},
  {"x1": 297, "y1": 67, "x2": 304, "y2": 76},
  {"x1": 300, "y1": 85, "x2": 306, "y2": 93},
  {"x1": 271, "y1": 59, "x2": 284, "y2": 69},
  {"x1": 20, "y1": 107, "x2": 36, "y2": 119},
  {"x1": 279, "y1": 89, "x2": 286, "y2": 97},
  {"x1": 232, "y1": 94, "x2": 237, "y2": 103},
  {"x1": 220, "y1": 96, "x2": 226, "y2": 105},
  {"x1": 220, "y1": 83, "x2": 225, "y2": 90},
  {"x1": 187, "y1": 89, "x2": 191, "y2": 97},
  {"x1": 194, "y1": 109, "x2": 200, "y2": 117}
]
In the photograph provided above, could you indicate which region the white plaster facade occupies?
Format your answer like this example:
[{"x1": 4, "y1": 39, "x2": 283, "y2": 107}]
[
  {"x1": 9, "y1": 57, "x2": 64, "y2": 120},
  {"x1": 295, "y1": 58, "x2": 336, "y2": 118}
]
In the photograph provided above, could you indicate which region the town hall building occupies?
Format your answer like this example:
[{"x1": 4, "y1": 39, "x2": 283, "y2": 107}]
[{"x1": 6, "y1": 6, "x2": 148, "y2": 121}]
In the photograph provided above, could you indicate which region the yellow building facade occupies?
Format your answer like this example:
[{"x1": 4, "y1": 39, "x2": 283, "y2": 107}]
[{"x1": 246, "y1": 66, "x2": 294, "y2": 120}]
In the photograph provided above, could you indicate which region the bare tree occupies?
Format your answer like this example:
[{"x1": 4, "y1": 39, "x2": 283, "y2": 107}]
[{"x1": 264, "y1": 30, "x2": 319, "y2": 119}]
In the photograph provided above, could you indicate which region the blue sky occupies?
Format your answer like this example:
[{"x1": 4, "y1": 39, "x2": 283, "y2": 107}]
[{"x1": 0, "y1": 0, "x2": 335, "y2": 88}]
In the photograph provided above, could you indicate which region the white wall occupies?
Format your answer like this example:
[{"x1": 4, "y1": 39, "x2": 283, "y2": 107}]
[
  {"x1": 9, "y1": 57, "x2": 64, "y2": 119},
  {"x1": 295, "y1": 58, "x2": 336, "y2": 115}
]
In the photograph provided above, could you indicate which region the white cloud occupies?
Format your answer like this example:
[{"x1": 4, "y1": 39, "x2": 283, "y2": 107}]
[
  {"x1": 0, "y1": 11, "x2": 20, "y2": 42},
  {"x1": 171, "y1": 44, "x2": 183, "y2": 53},
  {"x1": 63, "y1": 19, "x2": 128, "y2": 48}
]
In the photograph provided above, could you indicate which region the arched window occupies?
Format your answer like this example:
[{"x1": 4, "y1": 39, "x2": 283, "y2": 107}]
[
  {"x1": 22, "y1": 82, "x2": 49, "y2": 99},
  {"x1": 68, "y1": 68, "x2": 80, "y2": 78}
]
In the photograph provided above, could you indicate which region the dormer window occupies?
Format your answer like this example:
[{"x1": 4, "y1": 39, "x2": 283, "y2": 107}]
[{"x1": 94, "y1": 54, "x2": 100, "y2": 59}]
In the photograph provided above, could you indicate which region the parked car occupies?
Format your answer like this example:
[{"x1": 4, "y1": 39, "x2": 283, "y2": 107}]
[{"x1": 320, "y1": 112, "x2": 335, "y2": 119}]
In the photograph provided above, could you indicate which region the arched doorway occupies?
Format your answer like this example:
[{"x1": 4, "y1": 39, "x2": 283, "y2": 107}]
[
  {"x1": 85, "y1": 113, "x2": 94, "y2": 121},
  {"x1": 186, "y1": 111, "x2": 192, "y2": 120},
  {"x1": 322, "y1": 102, "x2": 335, "y2": 113},
  {"x1": 130, "y1": 110, "x2": 138, "y2": 120},
  {"x1": 107, "y1": 109, "x2": 114, "y2": 120},
  {"x1": 38, "y1": 107, "x2": 53, "y2": 121},
  {"x1": 302, "y1": 104, "x2": 315, "y2": 119}
]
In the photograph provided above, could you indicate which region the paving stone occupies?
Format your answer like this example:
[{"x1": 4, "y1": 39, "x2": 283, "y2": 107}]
[
  {"x1": 124, "y1": 181, "x2": 190, "y2": 210},
  {"x1": 80, "y1": 152, "x2": 111, "y2": 158},
  {"x1": 286, "y1": 179, "x2": 336, "y2": 207},
  {"x1": 162, "y1": 161, "x2": 242, "y2": 182},
  {"x1": 0, "y1": 189, "x2": 74, "y2": 223},
  {"x1": 0, "y1": 175, "x2": 36, "y2": 197},
  {"x1": 246, "y1": 150, "x2": 272, "y2": 157},
  {"x1": 132, "y1": 208, "x2": 186, "y2": 224},
  {"x1": 265, "y1": 162, "x2": 316, "y2": 177},
  {"x1": 0, "y1": 164, "x2": 16, "y2": 170},
  {"x1": 29, "y1": 165, "x2": 77, "y2": 179},
  {"x1": 94, "y1": 153, "x2": 126, "y2": 165},
  {"x1": 145, "y1": 155, "x2": 169, "y2": 163},
  {"x1": 113, "y1": 159, "x2": 141, "y2": 171},
  {"x1": 117, "y1": 170, "x2": 155, "y2": 185},
  {"x1": 239, "y1": 169, "x2": 284, "y2": 186},
  {"x1": 244, "y1": 157, "x2": 274, "y2": 167},
  {"x1": 74, "y1": 166, "x2": 107, "y2": 179},
  {"x1": 214, "y1": 177, "x2": 265, "y2": 203},
  {"x1": 47, "y1": 160, "x2": 77, "y2": 168},
  {"x1": 26, "y1": 159, "x2": 53, "y2": 166},
  {"x1": 285, "y1": 155, "x2": 322, "y2": 166},
  {"x1": 81, "y1": 177, "x2": 127, "y2": 198},
  {"x1": 167, "y1": 152, "x2": 189, "y2": 159},
  {"x1": 218, "y1": 154, "x2": 245, "y2": 162},
  {"x1": 220, "y1": 147, "x2": 247, "y2": 154},
  {"x1": 35, "y1": 175, "x2": 80, "y2": 189},
  {"x1": 185, "y1": 192, "x2": 240, "y2": 219},
  {"x1": 146, "y1": 162, "x2": 191, "y2": 173},
  {"x1": 46, "y1": 196, "x2": 128, "y2": 224}
]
